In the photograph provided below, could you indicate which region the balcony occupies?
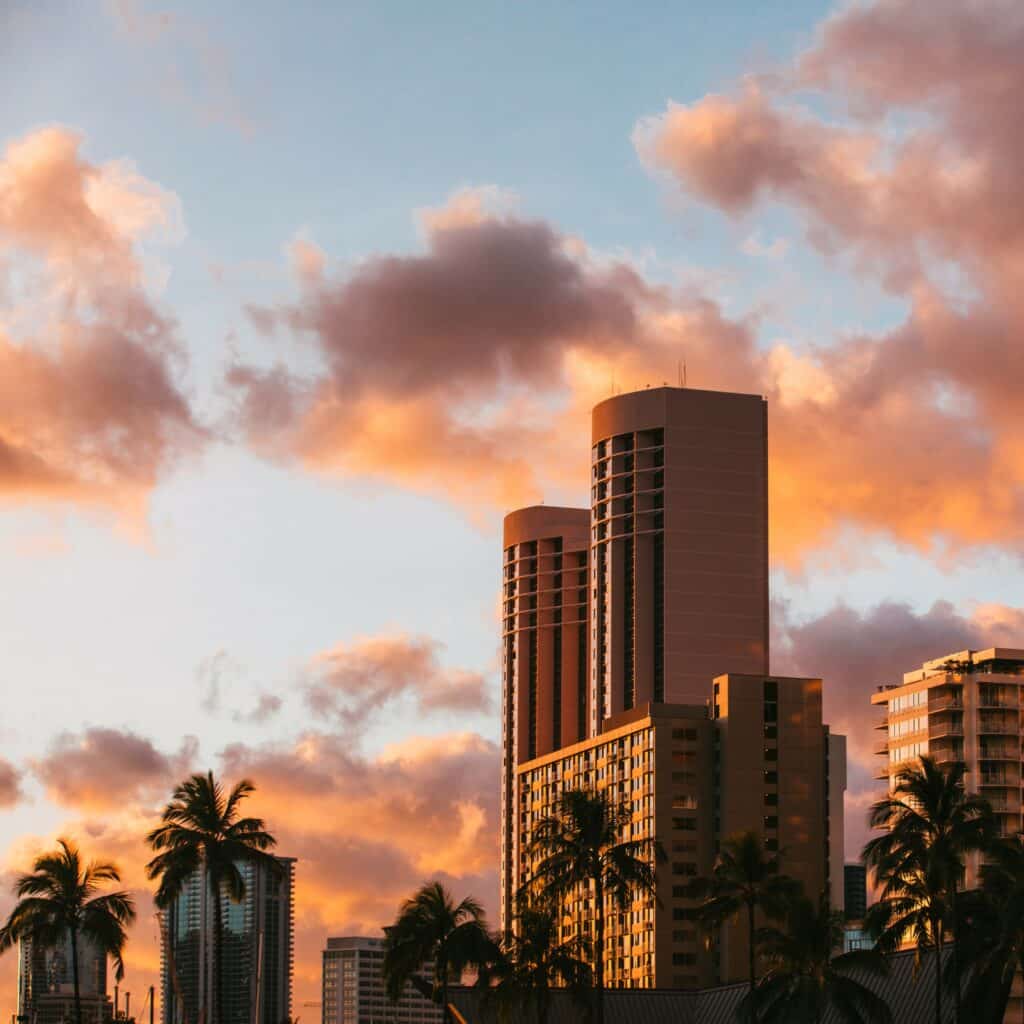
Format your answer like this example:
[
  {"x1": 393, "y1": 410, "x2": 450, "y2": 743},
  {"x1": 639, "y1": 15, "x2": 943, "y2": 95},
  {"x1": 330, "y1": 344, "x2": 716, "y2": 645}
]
[
  {"x1": 929, "y1": 697, "x2": 964, "y2": 713},
  {"x1": 977, "y1": 718, "x2": 1019, "y2": 736},
  {"x1": 980, "y1": 772, "x2": 1020, "y2": 787},
  {"x1": 978, "y1": 746, "x2": 1019, "y2": 761},
  {"x1": 929, "y1": 721, "x2": 964, "y2": 739}
]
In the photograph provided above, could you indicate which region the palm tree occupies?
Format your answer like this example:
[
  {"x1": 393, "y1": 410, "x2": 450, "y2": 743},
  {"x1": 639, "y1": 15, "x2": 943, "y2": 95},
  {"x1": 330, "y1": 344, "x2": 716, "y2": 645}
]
[
  {"x1": 738, "y1": 894, "x2": 892, "y2": 1024},
  {"x1": 383, "y1": 881, "x2": 492, "y2": 1024},
  {"x1": 0, "y1": 839, "x2": 136, "y2": 1024},
  {"x1": 689, "y1": 830, "x2": 799, "y2": 998},
  {"x1": 484, "y1": 905, "x2": 592, "y2": 1024},
  {"x1": 526, "y1": 787, "x2": 664, "y2": 1024},
  {"x1": 950, "y1": 835, "x2": 1024, "y2": 1023},
  {"x1": 863, "y1": 755, "x2": 994, "y2": 1024},
  {"x1": 146, "y1": 772, "x2": 278, "y2": 1024}
]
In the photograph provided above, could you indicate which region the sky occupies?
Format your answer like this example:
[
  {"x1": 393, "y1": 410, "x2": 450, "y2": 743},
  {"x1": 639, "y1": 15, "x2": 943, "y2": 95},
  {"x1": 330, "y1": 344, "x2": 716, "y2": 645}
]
[{"x1": 2, "y1": 0, "x2": 1024, "y2": 1016}]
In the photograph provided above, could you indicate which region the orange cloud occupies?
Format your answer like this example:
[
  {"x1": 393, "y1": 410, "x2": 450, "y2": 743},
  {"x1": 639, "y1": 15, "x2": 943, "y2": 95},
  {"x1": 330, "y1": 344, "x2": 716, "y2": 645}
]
[{"x1": 0, "y1": 127, "x2": 203, "y2": 513}]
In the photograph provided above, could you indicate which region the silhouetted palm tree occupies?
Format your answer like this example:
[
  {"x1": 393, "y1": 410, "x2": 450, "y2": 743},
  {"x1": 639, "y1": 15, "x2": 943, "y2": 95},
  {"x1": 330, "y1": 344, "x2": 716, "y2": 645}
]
[
  {"x1": 383, "y1": 881, "x2": 492, "y2": 1024},
  {"x1": 738, "y1": 894, "x2": 892, "y2": 1024},
  {"x1": 146, "y1": 772, "x2": 278, "y2": 1024},
  {"x1": 950, "y1": 835, "x2": 1024, "y2": 1023},
  {"x1": 526, "y1": 788, "x2": 664, "y2": 1024},
  {"x1": 484, "y1": 905, "x2": 592, "y2": 1024},
  {"x1": 0, "y1": 839, "x2": 136, "y2": 1024},
  {"x1": 689, "y1": 830, "x2": 799, "y2": 998},
  {"x1": 863, "y1": 756, "x2": 994, "y2": 1024}
]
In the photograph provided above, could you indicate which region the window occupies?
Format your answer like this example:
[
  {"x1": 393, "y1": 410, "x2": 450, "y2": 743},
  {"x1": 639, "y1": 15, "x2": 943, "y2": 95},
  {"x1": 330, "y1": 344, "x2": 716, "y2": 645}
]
[
  {"x1": 764, "y1": 747, "x2": 778, "y2": 761},
  {"x1": 764, "y1": 770, "x2": 778, "y2": 784}
]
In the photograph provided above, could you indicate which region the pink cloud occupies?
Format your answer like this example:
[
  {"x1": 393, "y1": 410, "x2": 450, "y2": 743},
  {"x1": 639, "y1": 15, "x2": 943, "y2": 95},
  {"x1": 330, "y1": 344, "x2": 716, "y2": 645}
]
[
  {"x1": 0, "y1": 759, "x2": 22, "y2": 808},
  {"x1": 0, "y1": 127, "x2": 203, "y2": 513},
  {"x1": 305, "y1": 633, "x2": 493, "y2": 729},
  {"x1": 31, "y1": 728, "x2": 198, "y2": 810}
]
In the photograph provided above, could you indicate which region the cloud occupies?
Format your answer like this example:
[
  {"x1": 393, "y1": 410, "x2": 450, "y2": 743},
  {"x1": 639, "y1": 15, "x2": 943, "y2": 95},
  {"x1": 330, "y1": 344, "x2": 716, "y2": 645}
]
[
  {"x1": 233, "y1": 692, "x2": 283, "y2": 724},
  {"x1": 633, "y1": 0, "x2": 1024, "y2": 559},
  {"x1": 227, "y1": 197, "x2": 768, "y2": 517},
  {"x1": 31, "y1": 727, "x2": 198, "y2": 810},
  {"x1": 0, "y1": 759, "x2": 22, "y2": 808},
  {"x1": 305, "y1": 633, "x2": 493, "y2": 730},
  {"x1": 773, "y1": 596, "x2": 1024, "y2": 855},
  {"x1": 0, "y1": 126, "x2": 203, "y2": 514}
]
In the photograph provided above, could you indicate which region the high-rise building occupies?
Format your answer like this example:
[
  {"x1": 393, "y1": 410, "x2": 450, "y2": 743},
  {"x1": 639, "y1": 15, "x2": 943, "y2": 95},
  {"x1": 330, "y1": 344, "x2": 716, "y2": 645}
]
[
  {"x1": 844, "y1": 863, "x2": 867, "y2": 922},
  {"x1": 321, "y1": 937, "x2": 441, "y2": 1024},
  {"x1": 501, "y1": 386, "x2": 844, "y2": 986},
  {"x1": 160, "y1": 856, "x2": 295, "y2": 1024},
  {"x1": 588, "y1": 388, "x2": 769, "y2": 718},
  {"x1": 17, "y1": 932, "x2": 111, "y2": 1024},
  {"x1": 872, "y1": 647, "x2": 1024, "y2": 864}
]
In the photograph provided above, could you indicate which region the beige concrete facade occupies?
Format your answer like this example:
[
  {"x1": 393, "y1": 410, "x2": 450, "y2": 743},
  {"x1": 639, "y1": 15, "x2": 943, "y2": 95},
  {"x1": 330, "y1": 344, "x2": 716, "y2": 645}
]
[
  {"x1": 872, "y1": 647, "x2": 1024, "y2": 860},
  {"x1": 513, "y1": 680, "x2": 839, "y2": 990}
]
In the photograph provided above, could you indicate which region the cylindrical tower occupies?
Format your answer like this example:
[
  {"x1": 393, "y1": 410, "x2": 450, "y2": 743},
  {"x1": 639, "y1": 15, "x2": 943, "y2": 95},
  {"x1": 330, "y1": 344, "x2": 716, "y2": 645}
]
[
  {"x1": 589, "y1": 386, "x2": 768, "y2": 728},
  {"x1": 499, "y1": 505, "x2": 589, "y2": 933}
]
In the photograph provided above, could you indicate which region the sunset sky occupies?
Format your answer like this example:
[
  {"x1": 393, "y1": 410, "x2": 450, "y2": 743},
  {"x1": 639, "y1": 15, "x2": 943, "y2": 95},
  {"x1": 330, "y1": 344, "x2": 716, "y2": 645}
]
[{"x1": 2, "y1": 0, "x2": 1024, "y2": 1015}]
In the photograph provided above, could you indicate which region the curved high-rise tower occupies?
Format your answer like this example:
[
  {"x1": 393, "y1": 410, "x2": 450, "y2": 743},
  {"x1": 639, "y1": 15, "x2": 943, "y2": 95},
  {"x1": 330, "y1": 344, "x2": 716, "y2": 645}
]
[{"x1": 589, "y1": 386, "x2": 768, "y2": 726}]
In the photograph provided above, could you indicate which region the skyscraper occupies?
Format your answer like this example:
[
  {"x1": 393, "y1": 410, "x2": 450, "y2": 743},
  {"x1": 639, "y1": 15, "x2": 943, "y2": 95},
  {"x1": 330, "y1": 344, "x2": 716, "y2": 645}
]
[
  {"x1": 321, "y1": 937, "x2": 441, "y2": 1024},
  {"x1": 501, "y1": 386, "x2": 843, "y2": 986},
  {"x1": 160, "y1": 856, "x2": 295, "y2": 1024}
]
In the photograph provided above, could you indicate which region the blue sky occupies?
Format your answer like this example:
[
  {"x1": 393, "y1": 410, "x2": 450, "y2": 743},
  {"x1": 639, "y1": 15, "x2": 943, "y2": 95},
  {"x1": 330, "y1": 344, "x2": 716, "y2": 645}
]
[{"x1": 2, "y1": 0, "x2": 1023, "y2": 1011}]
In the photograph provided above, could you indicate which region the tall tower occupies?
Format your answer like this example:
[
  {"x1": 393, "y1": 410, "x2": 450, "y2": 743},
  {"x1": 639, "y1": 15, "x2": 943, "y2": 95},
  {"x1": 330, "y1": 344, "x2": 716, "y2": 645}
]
[
  {"x1": 161, "y1": 856, "x2": 295, "y2": 1024},
  {"x1": 589, "y1": 386, "x2": 768, "y2": 725},
  {"x1": 500, "y1": 506, "x2": 589, "y2": 933}
]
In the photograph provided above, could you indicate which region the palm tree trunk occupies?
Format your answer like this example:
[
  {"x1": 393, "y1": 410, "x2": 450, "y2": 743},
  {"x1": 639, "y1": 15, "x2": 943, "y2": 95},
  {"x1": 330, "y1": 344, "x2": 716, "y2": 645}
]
[
  {"x1": 950, "y1": 884, "x2": 961, "y2": 1024},
  {"x1": 594, "y1": 874, "x2": 605, "y2": 1024},
  {"x1": 934, "y1": 926, "x2": 943, "y2": 1024},
  {"x1": 70, "y1": 924, "x2": 83, "y2": 1024},
  {"x1": 211, "y1": 876, "x2": 224, "y2": 1024},
  {"x1": 747, "y1": 899, "x2": 756, "y2": 996}
]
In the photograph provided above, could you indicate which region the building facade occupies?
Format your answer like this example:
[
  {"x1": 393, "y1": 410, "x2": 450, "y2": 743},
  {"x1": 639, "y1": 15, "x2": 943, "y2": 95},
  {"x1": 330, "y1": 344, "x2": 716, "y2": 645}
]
[
  {"x1": 514, "y1": 679, "x2": 842, "y2": 989},
  {"x1": 501, "y1": 386, "x2": 842, "y2": 986},
  {"x1": 872, "y1": 648, "x2": 1024, "y2": 850},
  {"x1": 18, "y1": 932, "x2": 111, "y2": 1024},
  {"x1": 844, "y1": 863, "x2": 867, "y2": 922},
  {"x1": 321, "y1": 937, "x2": 441, "y2": 1024},
  {"x1": 160, "y1": 856, "x2": 295, "y2": 1024}
]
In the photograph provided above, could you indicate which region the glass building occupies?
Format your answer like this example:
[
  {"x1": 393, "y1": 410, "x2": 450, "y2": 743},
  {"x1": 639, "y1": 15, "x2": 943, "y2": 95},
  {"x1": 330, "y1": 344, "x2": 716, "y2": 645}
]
[{"x1": 160, "y1": 856, "x2": 295, "y2": 1024}]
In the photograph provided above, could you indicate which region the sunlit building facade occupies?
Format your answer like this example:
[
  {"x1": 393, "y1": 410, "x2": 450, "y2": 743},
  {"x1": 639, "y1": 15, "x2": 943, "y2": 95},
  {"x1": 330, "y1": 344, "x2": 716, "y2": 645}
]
[
  {"x1": 502, "y1": 386, "x2": 844, "y2": 988},
  {"x1": 160, "y1": 856, "x2": 295, "y2": 1024},
  {"x1": 872, "y1": 647, "x2": 1024, "y2": 857},
  {"x1": 321, "y1": 937, "x2": 441, "y2": 1024}
]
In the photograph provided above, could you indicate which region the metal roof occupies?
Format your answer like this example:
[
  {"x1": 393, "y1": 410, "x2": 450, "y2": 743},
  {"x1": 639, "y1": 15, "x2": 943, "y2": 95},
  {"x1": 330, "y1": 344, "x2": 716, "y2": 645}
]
[{"x1": 449, "y1": 948, "x2": 954, "y2": 1024}]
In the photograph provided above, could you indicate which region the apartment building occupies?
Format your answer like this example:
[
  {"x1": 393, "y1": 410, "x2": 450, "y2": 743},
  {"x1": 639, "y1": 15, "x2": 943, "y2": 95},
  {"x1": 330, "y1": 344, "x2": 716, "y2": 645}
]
[
  {"x1": 321, "y1": 937, "x2": 441, "y2": 1024},
  {"x1": 872, "y1": 647, "x2": 1024, "y2": 856}
]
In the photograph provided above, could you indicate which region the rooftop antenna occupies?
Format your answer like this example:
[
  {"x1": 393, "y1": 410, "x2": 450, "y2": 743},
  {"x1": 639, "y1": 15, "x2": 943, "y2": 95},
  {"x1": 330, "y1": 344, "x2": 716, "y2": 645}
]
[{"x1": 678, "y1": 359, "x2": 687, "y2": 387}]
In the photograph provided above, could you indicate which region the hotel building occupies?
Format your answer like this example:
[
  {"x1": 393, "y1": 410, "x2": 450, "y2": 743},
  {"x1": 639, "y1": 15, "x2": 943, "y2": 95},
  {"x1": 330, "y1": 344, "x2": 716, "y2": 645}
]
[
  {"x1": 160, "y1": 856, "x2": 295, "y2": 1024},
  {"x1": 872, "y1": 647, "x2": 1024, "y2": 849},
  {"x1": 321, "y1": 937, "x2": 442, "y2": 1024},
  {"x1": 501, "y1": 386, "x2": 844, "y2": 988}
]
